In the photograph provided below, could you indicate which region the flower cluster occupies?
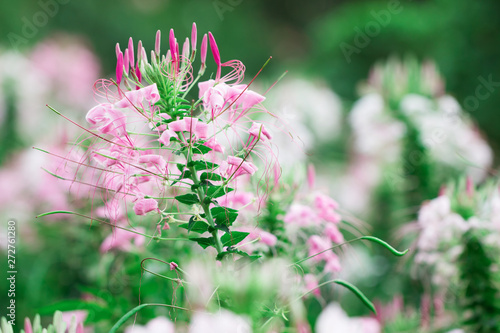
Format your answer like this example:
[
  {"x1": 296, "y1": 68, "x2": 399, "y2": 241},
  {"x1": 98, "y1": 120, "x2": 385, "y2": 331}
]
[
  {"x1": 414, "y1": 178, "x2": 500, "y2": 287},
  {"x1": 60, "y1": 24, "x2": 276, "y2": 258}
]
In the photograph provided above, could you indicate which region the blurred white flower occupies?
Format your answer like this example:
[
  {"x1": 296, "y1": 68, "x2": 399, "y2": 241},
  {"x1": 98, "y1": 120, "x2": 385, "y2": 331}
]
[
  {"x1": 189, "y1": 310, "x2": 251, "y2": 333},
  {"x1": 315, "y1": 303, "x2": 380, "y2": 333}
]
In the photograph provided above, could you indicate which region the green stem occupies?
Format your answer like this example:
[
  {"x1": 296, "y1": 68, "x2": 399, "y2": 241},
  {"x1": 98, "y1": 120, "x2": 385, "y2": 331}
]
[{"x1": 188, "y1": 165, "x2": 224, "y2": 254}]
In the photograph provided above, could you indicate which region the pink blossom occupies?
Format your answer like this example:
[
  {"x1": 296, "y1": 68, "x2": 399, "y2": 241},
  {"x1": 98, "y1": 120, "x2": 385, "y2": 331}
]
[
  {"x1": 198, "y1": 80, "x2": 265, "y2": 120},
  {"x1": 304, "y1": 274, "x2": 320, "y2": 297},
  {"x1": 100, "y1": 227, "x2": 146, "y2": 253},
  {"x1": 323, "y1": 254, "x2": 342, "y2": 273},
  {"x1": 169, "y1": 261, "x2": 179, "y2": 270},
  {"x1": 86, "y1": 103, "x2": 127, "y2": 137},
  {"x1": 249, "y1": 122, "x2": 272, "y2": 141},
  {"x1": 138, "y1": 154, "x2": 167, "y2": 173},
  {"x1": 220, "y1": 156, "x2": 258, "y2": 179},
  {"x1": 324, "y1": 224, "x2": 344, "y2": 244},
  {"x1": 284, "y1": 204, "x2": 320, "y2": 226},
  {"x1": 115, "y1": 84, "x2": 160, "y2": 108},
  {"x1": 133, "y1": 198, "x2": 159, "y2": 215},
  {"x1": 308, "y1": 235, "x2": 332, "y2": 262},
  {"x1": 61, "y1": 310, "x2": 88, "y2": 329},
  {"x1": 168, "y1": 117, "x2": 209, "y2": 139},
  {"x1": 259, "y1": 230, "x2": 277, "y2": 246},
  {"x1": 158, "y1": 129, "x2": 177, "y2": 146},
  {"x1": 204, "y1": 137, "x2": 224, "y2": 153},
  {"x1": 218, "y1": 191, "x2": 254, "y2": 209},
  {"x1": 315, "y1": 193, "x2": 341, "y2": 223}
]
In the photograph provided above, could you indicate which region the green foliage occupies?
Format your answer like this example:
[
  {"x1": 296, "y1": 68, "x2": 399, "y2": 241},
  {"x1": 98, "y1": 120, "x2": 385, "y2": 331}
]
[{"x1": 457, "y1": 231, "x2": 500, "y2": 332}]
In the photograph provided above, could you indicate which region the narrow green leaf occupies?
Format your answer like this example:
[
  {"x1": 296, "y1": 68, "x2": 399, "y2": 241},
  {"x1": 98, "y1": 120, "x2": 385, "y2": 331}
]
[
  {"x1": 36, "y1": 211, "x2": 78, "y2": 218},
  {"x1": 360, "y1": 236, "x2": 409, "y2": 256},
  {"x1": 334, "y1": 279, "x2": 376, "y2": 314}
]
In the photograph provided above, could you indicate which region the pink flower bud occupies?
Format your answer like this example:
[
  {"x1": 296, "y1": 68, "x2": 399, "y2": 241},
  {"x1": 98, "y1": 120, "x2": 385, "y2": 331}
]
[
  {"x1": 128, "y1": 37, "x2": 135, "y2": 67},
  {"x1": 155, "y1": 30, "x2": 161, "y2": 56},
  {"x1": 191, "y1": 22, "x2": 197, "y2": 52},
  {"x1": 169, "y1": 261, "x2": 178, "y2": 270},
  {"x1": 123, "y1": 50, "x2": 130, "y2": 75},
  {"x1": 115, "y1": 43, "x2": 121, "y2": 58},
  {"x1": 116, "y1": 51, "x2": 124, "y2": 84},
  {"x1": 137, "y1": 40, "x2": 143, "y2": 63},
  {"x1": 24, "y1": 318, "x2": 33, "y2": 333},
  {"x1": 169, "y1": 29, "x2": 177, "y2": 61},
  {"x1": 208, "y1": 32, "x2": 221, "y2": 80},
  {"x1": 200, "y1": 34, "x2": 208, "y2": 66},
  {"x1": 182, "y1": 37, "x2": 190, "y2": 60}
]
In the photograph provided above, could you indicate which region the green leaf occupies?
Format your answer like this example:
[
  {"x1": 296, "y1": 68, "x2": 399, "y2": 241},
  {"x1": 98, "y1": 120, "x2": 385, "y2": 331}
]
[
  {"x1": 206, "y1": 186, "x2": 234, "y2": 199},
  {"x1": 221, "y1": 231, "x2": 249, "y2": 247},
  {"x1": 334, "y1": 279, "x2": 376, "y2": 314},
  {"x1": 211, "y1": 207, "x2": 238, "y2": 226},
  {"x1": 175, "y1": 193, "x2": 199, "y2": 205},
  {"x1": 188, "y1": 160, "x2": 218, "y2": 171},
  {"x1": 215, "y1": 224, "x2": 230, "y2": 233},
  {"x1": 190, "y1": 237, "x2": 214, "y2": 249},
  {"x1": 192, "y1": 144, "x2": 212, "y2": 155},
  {"x1": 178, "y1": 219, "x2": 209, "y2": 234},
  {"x1": 200, "y1": 172, "x2": 225, "y2": 182}
]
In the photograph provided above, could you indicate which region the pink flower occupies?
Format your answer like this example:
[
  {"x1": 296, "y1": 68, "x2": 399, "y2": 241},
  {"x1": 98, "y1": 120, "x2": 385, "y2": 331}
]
[
  {"x1": 138, "y1": 154, "x2": 167, "y2": 173},
  {"x1": 61, "y1": 310, "x2": 88, "y2": 329},
  {"x1": 284, "y1": 204, "x2": 320, "y2": 226},
  {"x1": 86, "y1": 103, "x2": 127, "y2": 137},
  {"x1": 315, "y1": 193, "x2": 341, "y2": 224},
  {"x1": 308, "y1": 235, "x2": 331, "y2": 262},
  {"x1": 133, "y1": 198, "x2": 159, "y2": 215},
  {"x1": 198, "y1": 80, "x2": 265, "y2": 121},
  {"x1": 168, "y1": 117, "x2": 209, "y2": 139},
  {"x1": 324, "y1": 224, "x2": 344, "y2": 244},
  {"x1": 248, "y1": 122, "x2": 272, "y2": 141},
  {"x1": 323, "y1": 254, "x2": 342, "y2": 273},
  {"x1": 204, "y1": 137, "x2": 224, "y2": 153},
  {"x1": 220, "y1": 156, "x2": 258, "y2": 179},
  {"x1": 169, "y1": 262, "x2": 179, "y2": 270},
  {"x1": 158, "y1": 129, "x2": 177, "y2": 146},
  {"x1": 259, "y1": 230, "x2": 277, "y2": 246},
  {"x1": 100, "y1": 227, "x2": 146, "y2": 253},
  {"x1": 115, "y1": 84, "x2": 160, "y2": 108},
  {"x1": 304, "y1": 274, "x2": 320, "y2": 297}
]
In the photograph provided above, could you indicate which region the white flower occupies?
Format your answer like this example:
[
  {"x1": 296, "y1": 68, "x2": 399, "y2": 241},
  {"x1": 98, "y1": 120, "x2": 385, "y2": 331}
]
[{"x1": 315, "y1": 303, "x2": 380, "y2": 333}]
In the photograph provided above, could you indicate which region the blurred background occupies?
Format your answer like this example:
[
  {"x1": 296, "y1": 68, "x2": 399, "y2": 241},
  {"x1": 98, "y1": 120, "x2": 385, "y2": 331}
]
[{"x1": 1, "y1": 0, "x2": 500, "y2": 330}]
